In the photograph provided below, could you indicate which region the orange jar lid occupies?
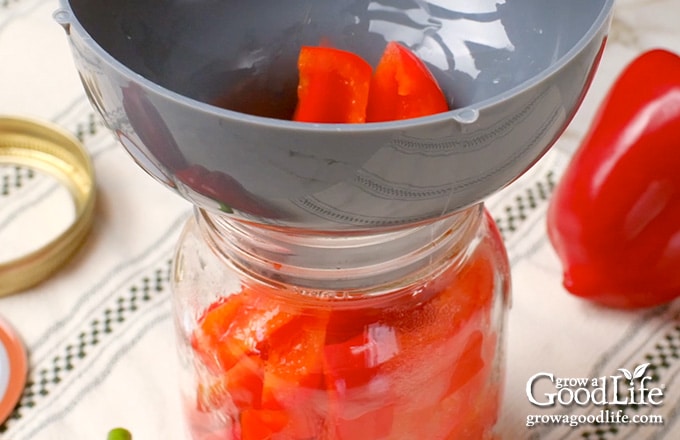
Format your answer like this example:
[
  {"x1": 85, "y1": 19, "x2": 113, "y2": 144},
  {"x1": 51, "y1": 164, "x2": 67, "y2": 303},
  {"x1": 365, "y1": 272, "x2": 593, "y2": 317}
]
[{"x1": 0, "y1": 316, "x2": 27, "y2": 424}]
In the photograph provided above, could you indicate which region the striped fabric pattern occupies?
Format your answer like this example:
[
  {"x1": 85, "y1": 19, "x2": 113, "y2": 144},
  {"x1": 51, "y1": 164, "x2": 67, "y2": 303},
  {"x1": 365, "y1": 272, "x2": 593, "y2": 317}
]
[{"x1": 1, "y1": 0, "x2": 679, "y2": 439}]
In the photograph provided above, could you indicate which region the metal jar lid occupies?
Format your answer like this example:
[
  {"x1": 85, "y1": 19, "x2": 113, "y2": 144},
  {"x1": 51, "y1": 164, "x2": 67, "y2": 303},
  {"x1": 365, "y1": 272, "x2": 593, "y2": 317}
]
[{"x1": 0, "y1": 116, "x2": 96, "y2": 297}]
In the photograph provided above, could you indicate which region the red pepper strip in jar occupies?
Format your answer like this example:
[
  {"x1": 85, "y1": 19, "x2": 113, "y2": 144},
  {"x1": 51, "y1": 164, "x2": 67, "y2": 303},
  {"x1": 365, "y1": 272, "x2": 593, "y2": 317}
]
[
  {"x1": 189, "y1": 227, "x2": 502, "y2": 440},
  {"x1": 366, "y1": 41, "x2": 449, "y2": 122},
  {"x1": 293, "y1": 46, "x2": 373, "y2": 123},
  {"x1": 547, "y1": 49, "x2": 680, "y2": 309}
]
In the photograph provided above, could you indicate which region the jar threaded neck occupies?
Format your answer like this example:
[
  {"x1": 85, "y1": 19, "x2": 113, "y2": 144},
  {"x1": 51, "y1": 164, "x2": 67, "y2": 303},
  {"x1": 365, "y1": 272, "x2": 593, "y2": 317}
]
[{"x1": 196, "y1": 204, "x2": 485, "y2": 295}]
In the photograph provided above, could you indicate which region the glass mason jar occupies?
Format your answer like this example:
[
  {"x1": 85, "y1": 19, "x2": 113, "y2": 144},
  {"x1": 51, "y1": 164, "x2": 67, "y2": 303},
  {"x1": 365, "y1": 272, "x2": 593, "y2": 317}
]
[{"x1": 172, "y1": 204, "x2": 510, "y2": 440}]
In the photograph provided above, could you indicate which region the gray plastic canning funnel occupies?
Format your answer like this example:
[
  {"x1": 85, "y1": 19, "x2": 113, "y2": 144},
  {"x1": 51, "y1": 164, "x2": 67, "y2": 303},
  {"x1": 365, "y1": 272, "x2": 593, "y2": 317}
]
[{"x1": 56, "y1": 0, "x2": 614, "y2": 231}]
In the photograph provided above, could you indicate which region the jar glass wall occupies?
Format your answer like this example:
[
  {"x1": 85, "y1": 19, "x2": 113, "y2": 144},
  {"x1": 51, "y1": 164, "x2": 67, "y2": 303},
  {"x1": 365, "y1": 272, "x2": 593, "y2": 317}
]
[{"x1": 172, "y1": 204, "x2": 510, "y2": 440}]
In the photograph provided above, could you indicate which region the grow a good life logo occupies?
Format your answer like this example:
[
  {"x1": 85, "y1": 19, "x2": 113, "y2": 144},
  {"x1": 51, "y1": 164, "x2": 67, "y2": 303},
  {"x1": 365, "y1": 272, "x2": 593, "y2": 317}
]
[
  {"x1": 525, "y1": 363, "x2": 665, "y2": 428},
  {"x1": 528, "y1": 363, "x2": 663, "y2": 406}
]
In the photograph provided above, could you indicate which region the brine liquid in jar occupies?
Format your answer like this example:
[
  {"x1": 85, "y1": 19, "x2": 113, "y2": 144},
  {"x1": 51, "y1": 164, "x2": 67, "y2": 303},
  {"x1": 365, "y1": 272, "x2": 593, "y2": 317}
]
[{"x1": 172, "y1": 204, "x2": 510, "y2": 440}]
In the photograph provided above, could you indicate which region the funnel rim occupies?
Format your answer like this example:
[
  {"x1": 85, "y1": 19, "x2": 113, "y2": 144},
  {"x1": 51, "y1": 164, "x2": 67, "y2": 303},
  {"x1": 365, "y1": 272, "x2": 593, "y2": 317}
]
[{"x1": 59, "y1": 0, "x2": 614, "y2": 133}]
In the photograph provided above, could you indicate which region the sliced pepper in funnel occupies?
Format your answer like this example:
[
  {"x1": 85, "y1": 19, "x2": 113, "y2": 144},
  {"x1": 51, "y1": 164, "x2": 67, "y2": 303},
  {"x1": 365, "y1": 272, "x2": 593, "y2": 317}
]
[
  {"x1": 367, "y1": 41, "x2": 449, "y2": 122},
  {"x1": 293, "y1": 46, "x2": 372, "y2": 123},
  {"x1": 547, "y1": 49, "x2": 680, "y2": 309},
  {"x1": 293, "y1": 42, "x2": 448, "y2": 123}
]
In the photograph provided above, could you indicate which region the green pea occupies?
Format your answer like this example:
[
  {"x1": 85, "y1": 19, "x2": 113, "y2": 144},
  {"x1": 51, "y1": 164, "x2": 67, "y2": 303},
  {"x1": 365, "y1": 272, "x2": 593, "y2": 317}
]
[{"x1": 107, "y1": 428, "x2": 132, "y2": 440}]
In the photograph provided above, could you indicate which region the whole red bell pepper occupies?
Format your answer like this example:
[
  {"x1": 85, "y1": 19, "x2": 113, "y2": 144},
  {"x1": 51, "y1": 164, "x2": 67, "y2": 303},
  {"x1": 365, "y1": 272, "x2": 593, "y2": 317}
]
[{"x1": 547, "y1": 49, "x2": 680, "y2": 309}]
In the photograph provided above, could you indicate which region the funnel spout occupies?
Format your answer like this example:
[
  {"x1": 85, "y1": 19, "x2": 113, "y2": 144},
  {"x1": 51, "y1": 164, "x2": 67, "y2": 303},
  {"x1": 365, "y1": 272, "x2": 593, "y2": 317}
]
[
  {"x1": 452, "y1": 108, "x2": 480, "y2": 125},
  {"x1": 53, "y1": 9, "x2": 71, "y2": 34}
]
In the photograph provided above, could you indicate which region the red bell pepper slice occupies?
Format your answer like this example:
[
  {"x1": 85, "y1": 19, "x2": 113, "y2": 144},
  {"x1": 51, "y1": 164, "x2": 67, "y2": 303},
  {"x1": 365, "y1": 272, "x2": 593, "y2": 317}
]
[
  {"x1": 226, "y1": 355, "x2": 265, "y2": 409},
  {"x1": 191, "y1": 294, "x2": 247, "y2": 372},
  {"x1": 240, "y1": 408, "x2": 289, "y2": 440},
  {"x1": 293, "y1": 42, "x2": 449, "y2": 123},
  {"x1": 195, "y1": 355, "x2": 264, "y2": 412},
  {"x1": 189, "y1": 229, "x2": 501, "y2": 438},
  {"x1": 445, "y1": 331, "x2": 487, "y2": 395},
  {"x1": 388, "y1": 241, "x2": 496, "y2": 353},
  {"x1": 547, "y1": 49, "x2": 680, "y2": 308},
  {"x1": 323, "y1": 324, "x2": 398, "y2": 389},
  {"x1": 293, "y1": 46, "x2": 372, "y2": 123},
  {"x1": 366, "y1": 41, "x2": 448, "y2": 122},
  {"x1": 191, "y1": 290, "x2": 297, "y2": 372},
  {"x1": 328, "y1": 402, "x2": 395, "y2": 440},
  {"x1": 261, "y1": 314, "x2": 329, "y2": 402}
]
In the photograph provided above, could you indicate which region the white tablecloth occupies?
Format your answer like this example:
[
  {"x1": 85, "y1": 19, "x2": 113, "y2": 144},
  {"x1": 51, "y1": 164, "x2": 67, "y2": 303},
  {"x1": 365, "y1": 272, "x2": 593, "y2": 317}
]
[{"x1": 1, "y1": 0, "x2": 680, "y2": 439}]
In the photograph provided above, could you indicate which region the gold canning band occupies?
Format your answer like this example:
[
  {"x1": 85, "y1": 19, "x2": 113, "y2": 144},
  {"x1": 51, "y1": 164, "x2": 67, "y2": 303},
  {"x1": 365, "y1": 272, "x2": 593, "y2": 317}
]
[{"x1": 0, "y1": 116, "x2": 96, "y2": 297}]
